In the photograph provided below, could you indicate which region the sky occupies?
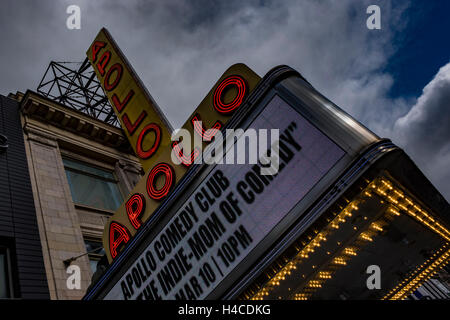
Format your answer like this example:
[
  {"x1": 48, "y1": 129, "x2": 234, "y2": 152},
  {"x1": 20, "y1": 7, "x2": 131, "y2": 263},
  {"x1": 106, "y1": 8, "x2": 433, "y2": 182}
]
[{"x1": 0, "y1": 0, "x2": 449, "y2": 201}]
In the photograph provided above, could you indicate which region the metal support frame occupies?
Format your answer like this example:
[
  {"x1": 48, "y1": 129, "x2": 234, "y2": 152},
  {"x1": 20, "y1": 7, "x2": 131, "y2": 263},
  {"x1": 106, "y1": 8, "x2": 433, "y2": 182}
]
[{"x1": 37, "y1": 58, "x2": 119, "y2": 127}]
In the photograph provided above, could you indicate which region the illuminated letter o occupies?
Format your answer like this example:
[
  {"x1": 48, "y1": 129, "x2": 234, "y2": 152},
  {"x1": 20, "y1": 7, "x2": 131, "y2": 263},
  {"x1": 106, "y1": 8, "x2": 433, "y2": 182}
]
[
  {"x1": 136, "y1": 123, "x2": 161, "y2": 159},
  {"x1": 213, "y1": 75, "x2": 247, "y2": 114},
  {"x1": 146, "y1": 163, "x2": 175, "y2": 200},
  {"x1": 104, "y1": 63, "x2": 123, "y2": 91}
]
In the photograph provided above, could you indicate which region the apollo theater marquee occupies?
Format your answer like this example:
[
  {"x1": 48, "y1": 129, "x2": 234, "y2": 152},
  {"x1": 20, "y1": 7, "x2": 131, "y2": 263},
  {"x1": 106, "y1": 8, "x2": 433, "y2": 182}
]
[{"x1": 83, "y1": 28, "x2": 450, "y2": 301}]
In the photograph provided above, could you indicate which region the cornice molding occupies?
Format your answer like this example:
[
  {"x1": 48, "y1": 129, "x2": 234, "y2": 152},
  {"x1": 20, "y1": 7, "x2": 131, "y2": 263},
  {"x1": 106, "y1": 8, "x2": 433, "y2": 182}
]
[
  {"x1": 20, "y1": 90, "x2": 130, "y2": 152},
  {"x1": 23, "y1": 124, "x2": 59, "y2": 148}
]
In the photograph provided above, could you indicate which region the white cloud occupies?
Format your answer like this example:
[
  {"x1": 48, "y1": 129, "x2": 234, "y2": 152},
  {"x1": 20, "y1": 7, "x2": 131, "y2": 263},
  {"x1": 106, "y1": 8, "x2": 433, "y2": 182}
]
[{"x1": 392, "y1": 62, "x2": 450, "y2": 200}]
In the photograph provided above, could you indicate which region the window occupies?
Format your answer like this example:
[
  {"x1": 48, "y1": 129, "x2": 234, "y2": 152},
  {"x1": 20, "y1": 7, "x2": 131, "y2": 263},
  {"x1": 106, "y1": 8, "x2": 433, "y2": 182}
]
[
  {"x1": 0, "y1": 248, "x2": 11, "y2": 299},
  {"x1": 63, "y1": 158, "x2": 124, "y2": 211},
  {"x1": 84, "y1": 239, "x2": 105, "y2": 274}
]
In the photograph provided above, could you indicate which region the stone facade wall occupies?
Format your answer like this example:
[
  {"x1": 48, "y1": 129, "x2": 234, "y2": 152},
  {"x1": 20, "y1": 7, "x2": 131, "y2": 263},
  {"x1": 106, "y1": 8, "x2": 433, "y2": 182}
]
[
  {"x1": 23, "y1": 127, "x2": 91, "y2": 299},
  {"x1": 21, "y1": 103, "x2": 141, "y2": 300}
]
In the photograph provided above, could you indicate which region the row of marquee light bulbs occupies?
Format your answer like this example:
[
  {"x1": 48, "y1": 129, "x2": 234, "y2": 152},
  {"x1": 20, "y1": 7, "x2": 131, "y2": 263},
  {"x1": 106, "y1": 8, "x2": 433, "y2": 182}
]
[{"x1": 247, "y1": 177, "x2": 450, "y2": 300}]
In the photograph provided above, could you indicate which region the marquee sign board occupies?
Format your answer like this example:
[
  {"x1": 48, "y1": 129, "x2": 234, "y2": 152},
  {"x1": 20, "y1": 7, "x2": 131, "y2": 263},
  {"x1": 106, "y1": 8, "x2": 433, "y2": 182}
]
[
  {"x1": 87, "y1": 28, "x2": 261, "y2": 262},
  {"x1": 103, "y1": 95, "x2": 345, "y2": 299},
  {"x1": 84, "y1": 63, "x2": 450, "y2": 301}
]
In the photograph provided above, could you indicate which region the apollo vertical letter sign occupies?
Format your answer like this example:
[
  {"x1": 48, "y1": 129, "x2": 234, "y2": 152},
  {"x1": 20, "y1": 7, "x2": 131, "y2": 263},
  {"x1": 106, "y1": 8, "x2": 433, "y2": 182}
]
[
  {"x1": 86, "y1": 28, "x2": 261, "y2": 263},
  {"x1": 87, "y1": 28, "x2": 173, "y2": 172}
]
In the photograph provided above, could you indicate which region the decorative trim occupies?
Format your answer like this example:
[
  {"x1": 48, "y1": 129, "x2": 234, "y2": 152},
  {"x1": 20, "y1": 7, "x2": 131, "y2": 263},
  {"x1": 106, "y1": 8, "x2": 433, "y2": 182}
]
[{"x1": 23, "y1": 124, "x2": 58, "y2": 148}]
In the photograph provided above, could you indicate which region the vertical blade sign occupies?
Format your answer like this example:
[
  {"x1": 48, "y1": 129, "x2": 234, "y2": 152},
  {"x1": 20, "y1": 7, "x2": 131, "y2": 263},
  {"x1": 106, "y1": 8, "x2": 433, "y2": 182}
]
[{"x1": 86, "y1": 28, "x2": 173, "y2": 172}]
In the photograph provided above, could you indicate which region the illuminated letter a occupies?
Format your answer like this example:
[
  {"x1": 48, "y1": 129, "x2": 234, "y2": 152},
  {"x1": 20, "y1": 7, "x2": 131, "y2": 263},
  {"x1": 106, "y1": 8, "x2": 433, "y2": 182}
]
[
  {"x1": 91, "y1": 41, "x2": 106, "y2": 63},
  {"x1": 109, "y1": 222, "x2": 131, "y2": 259}
]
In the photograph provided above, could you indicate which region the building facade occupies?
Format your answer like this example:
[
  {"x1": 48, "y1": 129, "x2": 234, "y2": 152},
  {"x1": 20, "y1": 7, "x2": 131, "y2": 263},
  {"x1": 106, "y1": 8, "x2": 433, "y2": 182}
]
[
  {"x1": 5, "y1": 90, "x2": 142, "y2": 299},
  {"x1": 0, "y1": 94, "x2": 49, "y2": 299}
]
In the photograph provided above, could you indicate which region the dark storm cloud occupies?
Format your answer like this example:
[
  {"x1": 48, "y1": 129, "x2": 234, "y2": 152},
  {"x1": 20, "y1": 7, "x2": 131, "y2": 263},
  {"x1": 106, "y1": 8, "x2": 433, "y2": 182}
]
[
  {"x1": 0, "y1": 0, "x2": 449, "y2": 200},
  {"x1": 1, "y1": 0, "x2": 402, "y2": 127}
]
